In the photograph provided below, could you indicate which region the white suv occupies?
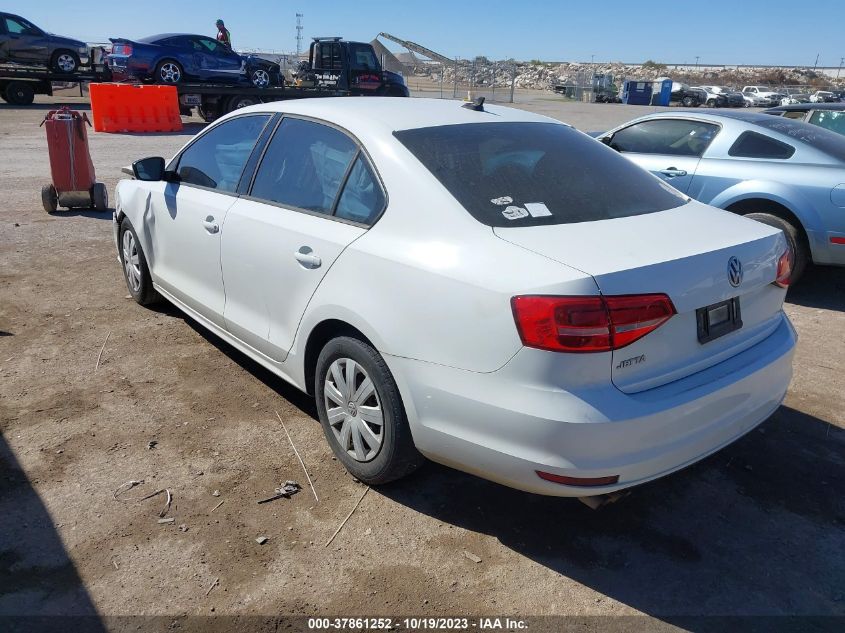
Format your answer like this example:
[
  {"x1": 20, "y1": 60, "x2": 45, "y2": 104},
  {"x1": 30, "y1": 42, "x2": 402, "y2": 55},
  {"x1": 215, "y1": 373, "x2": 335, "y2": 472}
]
[{"x1": 742, "y1": 86, "x2": 781, "y2": 106}]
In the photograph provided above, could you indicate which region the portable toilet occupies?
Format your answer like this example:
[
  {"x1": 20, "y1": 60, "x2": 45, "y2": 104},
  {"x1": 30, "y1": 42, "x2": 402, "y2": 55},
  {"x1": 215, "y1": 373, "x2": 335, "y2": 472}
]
[
  {"x1": 651, "y1": 78, "x2": 673, "y2": 106},
  {"x1": 622, "y1": 80, "x2": 653, "y2": 105}
]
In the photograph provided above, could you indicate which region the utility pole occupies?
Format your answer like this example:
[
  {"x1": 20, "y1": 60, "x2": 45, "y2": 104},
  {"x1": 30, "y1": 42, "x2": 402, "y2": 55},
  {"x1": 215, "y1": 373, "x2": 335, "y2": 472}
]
[
  {"x1": 838, "y1": 57, "x2": 844, "y2": 80},
  {"x1": 813, "y1": 53, "x2": 819, "y2": 71},
  {"x1": 695, "y1": 55, "x2": 700, "y2": 70},
  {"x1": 295, "y1": 13, "x2": 303, "y2": 58}
]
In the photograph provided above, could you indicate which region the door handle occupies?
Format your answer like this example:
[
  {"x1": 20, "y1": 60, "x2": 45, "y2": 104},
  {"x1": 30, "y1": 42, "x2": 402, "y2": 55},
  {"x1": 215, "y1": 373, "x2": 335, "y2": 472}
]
[
  {"x1": 659, "y1": 168, "x2": 688, "y2": 177},
  {"x1": 295, "y1": 247, "x2": 321, "y2": 269},
  {"x1": 202, "y1": 216, "x2": 219, "y2": 234}
]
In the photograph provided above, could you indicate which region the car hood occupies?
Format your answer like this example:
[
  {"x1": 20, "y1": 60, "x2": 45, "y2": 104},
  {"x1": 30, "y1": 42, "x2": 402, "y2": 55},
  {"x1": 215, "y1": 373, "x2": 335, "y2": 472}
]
[{"x1": 48, "y1": 34, "x2": 87, "y2": 48}]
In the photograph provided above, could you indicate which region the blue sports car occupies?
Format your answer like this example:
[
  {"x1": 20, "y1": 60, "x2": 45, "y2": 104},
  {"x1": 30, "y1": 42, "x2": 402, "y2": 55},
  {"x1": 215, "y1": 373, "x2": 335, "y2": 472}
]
[{"x1": 106, "y1": 33, "x2": 281, "y2": 87}]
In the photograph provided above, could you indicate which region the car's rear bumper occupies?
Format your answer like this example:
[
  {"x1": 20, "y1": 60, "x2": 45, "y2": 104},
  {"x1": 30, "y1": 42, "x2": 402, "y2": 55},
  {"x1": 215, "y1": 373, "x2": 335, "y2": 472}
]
[{"x1": 388, "y1": 314, "x2": 795, "y2": 497}]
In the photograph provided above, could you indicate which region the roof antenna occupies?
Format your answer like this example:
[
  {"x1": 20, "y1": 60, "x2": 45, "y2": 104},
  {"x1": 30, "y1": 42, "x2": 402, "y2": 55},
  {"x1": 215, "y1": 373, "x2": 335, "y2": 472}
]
[{"x1": 462, "y1": 96, "x2": 485, "y2": 111}]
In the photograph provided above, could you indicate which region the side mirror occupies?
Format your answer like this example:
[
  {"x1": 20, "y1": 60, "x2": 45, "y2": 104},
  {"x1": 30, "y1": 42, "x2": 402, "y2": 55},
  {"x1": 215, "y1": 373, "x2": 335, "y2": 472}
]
[
  {"x1": 132, "y1": 156, "x2": 166, "y2": 181},
  {"x1": 599, "y1": 135, "x2": 613, "y2": 147}
]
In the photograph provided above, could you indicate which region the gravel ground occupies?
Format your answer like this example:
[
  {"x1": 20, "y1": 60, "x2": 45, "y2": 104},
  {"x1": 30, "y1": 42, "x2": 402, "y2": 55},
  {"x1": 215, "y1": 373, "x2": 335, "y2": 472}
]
[{"x1": 0, "y1": 93, "x2": 843, "y2": 632}]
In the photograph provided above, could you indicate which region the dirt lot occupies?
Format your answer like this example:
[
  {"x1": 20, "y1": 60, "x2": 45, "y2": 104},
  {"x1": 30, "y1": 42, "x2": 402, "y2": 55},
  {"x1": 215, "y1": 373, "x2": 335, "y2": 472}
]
[{"x1": 1, "y1": 93, "x2": 843, "y2": 631}]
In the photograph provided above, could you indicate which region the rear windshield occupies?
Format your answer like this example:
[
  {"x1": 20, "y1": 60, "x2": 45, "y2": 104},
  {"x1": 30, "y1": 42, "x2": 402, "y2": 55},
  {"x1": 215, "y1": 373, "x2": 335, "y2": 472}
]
[{"x1": 394, "y1": 122, "x2": 688, "y2": 227}]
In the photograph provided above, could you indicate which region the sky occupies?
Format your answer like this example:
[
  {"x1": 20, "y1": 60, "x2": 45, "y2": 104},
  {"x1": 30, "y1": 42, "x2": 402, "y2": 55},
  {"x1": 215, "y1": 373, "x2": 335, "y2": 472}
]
[{"x1": 6, "y1": 0, "x2": 844, "y2": 67}]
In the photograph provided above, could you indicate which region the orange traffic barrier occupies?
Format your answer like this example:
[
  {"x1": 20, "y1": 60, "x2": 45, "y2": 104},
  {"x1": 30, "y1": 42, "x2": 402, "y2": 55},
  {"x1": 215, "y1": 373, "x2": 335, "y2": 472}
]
[{"x1": 90, "y1": 83, "x2": 182, "y2": 133}]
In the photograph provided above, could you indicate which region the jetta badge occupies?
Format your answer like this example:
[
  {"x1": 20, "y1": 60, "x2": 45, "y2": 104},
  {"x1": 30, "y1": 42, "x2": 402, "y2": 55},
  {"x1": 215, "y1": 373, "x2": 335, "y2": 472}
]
[{"x1": 727, "y1": 256, "x2": 743, "y2": 287}]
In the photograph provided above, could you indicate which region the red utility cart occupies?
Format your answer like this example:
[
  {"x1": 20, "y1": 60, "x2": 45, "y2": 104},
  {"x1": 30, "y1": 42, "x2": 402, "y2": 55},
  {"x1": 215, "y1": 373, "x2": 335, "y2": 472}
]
[{"x1": 40, "y1": 107, "x2": 108, "y2": 213}]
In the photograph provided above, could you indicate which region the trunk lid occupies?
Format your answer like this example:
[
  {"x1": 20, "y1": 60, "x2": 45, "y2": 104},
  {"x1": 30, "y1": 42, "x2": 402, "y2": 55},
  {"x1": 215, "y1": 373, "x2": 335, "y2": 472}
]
[{"x1": 495, "y1": 202, "x2": 788, "y2": 393}]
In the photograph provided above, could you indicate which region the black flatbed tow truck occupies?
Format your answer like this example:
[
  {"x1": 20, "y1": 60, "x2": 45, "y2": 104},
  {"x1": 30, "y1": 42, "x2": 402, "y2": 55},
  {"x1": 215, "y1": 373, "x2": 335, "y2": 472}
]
[{"x1": 0, "y1": 38, "x2": 408, "y2": 122}]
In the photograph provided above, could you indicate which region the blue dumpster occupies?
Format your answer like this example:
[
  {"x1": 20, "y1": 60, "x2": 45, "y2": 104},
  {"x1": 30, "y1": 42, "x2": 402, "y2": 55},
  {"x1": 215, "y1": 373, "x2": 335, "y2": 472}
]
[
  {"x1": 622, "y1": 80, "x2": 653, "y2": 105},
  {"x1": 650, "y1": 78, "x2": 672, "y2": 106}
]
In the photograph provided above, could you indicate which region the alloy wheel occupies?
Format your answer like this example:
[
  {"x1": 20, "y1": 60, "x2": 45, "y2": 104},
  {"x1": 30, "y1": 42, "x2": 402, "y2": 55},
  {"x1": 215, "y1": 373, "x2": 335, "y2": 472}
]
[
  {"x1": 251, "y1": 69, "x2": 270, "y2": 88},
  {"x1": 324, "y1": 358, "x2": 384, "y2": 462},
  {"x1": 56, "y1": 53, "x2": 76, "y2": 72},
  {"x1": 159, "y1": 63, "x2": 181, "y2": 83},
  {"x1": 122, "y1": 230, "x2": 142, "y2": 293}
]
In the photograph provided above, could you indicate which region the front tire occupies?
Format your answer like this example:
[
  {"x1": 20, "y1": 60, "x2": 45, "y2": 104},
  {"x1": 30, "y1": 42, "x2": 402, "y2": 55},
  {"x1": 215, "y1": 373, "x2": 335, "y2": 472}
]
[
  {"x1": 119, "y1": 218, "x2": 159, "y2": 305},
  {"x1": 249, "y1": 68, "x2": 271, "y2": 88},
  {"x1": 744, "y1": 212, "x2": 809, "y2": 284},
  {"x1": 315, "y1": 336, "x2": 423, "y2": 485},
  {"x1": 682, "y1": 96, "x2": 694, "y2": 107},
  {"x1": 155, "y1": 60, "x2": 183, "y2": 84},
  {"x1": 52, "y1": 50, "x2": 80, "y2": 74}
]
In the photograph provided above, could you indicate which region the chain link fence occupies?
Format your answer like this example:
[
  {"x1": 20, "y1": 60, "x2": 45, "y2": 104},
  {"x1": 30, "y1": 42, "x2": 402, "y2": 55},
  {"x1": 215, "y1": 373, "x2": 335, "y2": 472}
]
[{"x1": 402, "y1": 58, "x2": 518, "y2": 103}]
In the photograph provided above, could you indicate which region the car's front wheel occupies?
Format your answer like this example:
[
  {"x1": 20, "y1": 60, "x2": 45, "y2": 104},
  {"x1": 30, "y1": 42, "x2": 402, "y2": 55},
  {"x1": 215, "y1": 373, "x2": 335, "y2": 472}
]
[
  {"x1": 119, "y1": 218, "x2": 159, "y2": 305},
  {"x1": 249, "y1": 68, "x2": 271, "y2": 88},
  {"x1": 52, "y1": 50, "x2": 80, "y2": 74},
  {"x1": 155, "y1": 60, "x2": 183, "y2": 84},
  {"x1": 315, "y1": 336, "x2": 423, "y2": 485}
]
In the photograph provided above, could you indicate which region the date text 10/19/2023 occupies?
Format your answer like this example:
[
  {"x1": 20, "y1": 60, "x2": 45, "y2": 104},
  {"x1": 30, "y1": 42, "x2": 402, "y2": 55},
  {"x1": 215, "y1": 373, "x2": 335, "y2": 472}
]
[{"x1": 307, "y1": 617, "x2": 528, "y2": 630}]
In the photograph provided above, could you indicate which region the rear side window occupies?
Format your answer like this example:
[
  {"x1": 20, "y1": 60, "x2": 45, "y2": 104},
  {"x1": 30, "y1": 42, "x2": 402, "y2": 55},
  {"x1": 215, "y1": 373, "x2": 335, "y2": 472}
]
[
  {"x1": 728, "y1": 131, "x2": 795, "y2": 159},
  {"x1": 250, "y1": 118, "x2": 358, "y2": 214},
  {"x1": 176, "y1": 114, "x2": 270, "y2": 192},
  {"x1": 609, "y1": 119, "x2": 720, "y2": 157},
  {"x1": 334, "y1": 156, "x2": 385, "y2": 224},
  {"x1": 394, "y1": 122, "x2": 688, "y2": 228}
]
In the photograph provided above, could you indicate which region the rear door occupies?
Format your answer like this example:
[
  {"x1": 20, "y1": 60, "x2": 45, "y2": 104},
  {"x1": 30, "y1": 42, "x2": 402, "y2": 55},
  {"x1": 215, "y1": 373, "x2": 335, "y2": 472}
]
[
  {"x1": 149, "y1": 114, "x2": 271, "y2": 326},
  {"x1": 604, "y1": 118, "x2": 721, "y2": 194},
  {"x1": 221, "y1": 117, "x2": 382, "y2": 361}
]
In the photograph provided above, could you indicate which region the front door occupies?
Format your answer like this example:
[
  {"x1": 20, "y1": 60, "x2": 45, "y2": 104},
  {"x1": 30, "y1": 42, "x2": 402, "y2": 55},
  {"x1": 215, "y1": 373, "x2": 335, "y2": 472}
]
[
  {"x1": 148, "y1": 114, "x2": 271, "y2": 327},
  {"x1": 603, "y1": 118, "x2": 721, "y2": 194},
  {"x1": 2, "y1": 15, "x2": 49, "y2": 63},
  {"x1": 221, "y1": 117, "x2": 386, "y2": 361}
]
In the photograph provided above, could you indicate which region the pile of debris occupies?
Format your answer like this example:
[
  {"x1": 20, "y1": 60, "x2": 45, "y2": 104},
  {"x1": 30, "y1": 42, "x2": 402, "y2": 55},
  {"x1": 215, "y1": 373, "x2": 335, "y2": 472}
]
[{"x1": 417, "y1": 59, "x2": 842, "y2": 92}]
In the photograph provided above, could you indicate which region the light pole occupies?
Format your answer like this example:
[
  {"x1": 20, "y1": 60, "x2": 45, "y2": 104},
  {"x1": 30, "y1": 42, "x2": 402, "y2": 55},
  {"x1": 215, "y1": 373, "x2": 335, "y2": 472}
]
[
  {"x1": 838, "y1": 57, "x2": 844, "y2": 80},
  {"x1": 695, "y1": 55, "x2": 700, "y2": 70}
]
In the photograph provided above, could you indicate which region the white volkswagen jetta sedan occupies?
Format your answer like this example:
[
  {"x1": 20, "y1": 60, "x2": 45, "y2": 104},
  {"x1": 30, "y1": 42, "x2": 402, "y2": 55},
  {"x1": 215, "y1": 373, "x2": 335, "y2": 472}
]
[{"x1": 114, "y1": 98, "x2": 796, "y2": 497}]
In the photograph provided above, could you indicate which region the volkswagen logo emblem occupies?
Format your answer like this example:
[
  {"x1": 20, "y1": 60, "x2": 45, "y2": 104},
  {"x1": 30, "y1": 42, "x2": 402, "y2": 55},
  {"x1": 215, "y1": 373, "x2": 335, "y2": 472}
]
[{"x1": 727, "y1": 256, "x2": 743, "y2": 287}]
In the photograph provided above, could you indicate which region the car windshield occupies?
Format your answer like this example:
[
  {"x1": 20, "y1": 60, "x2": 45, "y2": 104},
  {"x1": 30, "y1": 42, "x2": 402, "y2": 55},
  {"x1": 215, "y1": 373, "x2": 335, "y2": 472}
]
[
  {"x1": 752, "y1": 116, "x2": 845, "y2": 161},
  {"x1": 394, "y1": 122, "x2": 688, "y2": 228}
]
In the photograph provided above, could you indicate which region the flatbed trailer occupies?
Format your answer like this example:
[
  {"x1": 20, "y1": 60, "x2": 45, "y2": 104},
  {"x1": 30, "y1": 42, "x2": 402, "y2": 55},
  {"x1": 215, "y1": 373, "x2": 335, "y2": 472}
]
[
  {"x1": 0, "y1": 65, "x2": 112, "y2": 104},
  {"x1": 174, "y1": 82, "x2": 353, "y2": 122}
]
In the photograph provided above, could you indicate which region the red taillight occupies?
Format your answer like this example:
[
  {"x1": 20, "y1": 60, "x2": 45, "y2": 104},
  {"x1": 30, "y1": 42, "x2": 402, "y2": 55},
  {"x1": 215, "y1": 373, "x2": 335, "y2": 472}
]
[
  {"x1": 112, "y1": 44, "x2": 132, "y2": 56},
  {"x1": 774, "y1": 248, "x2": 792, "y2": 288},
  {"x1": 511, "y1": 293, "x2": 675, "y2": 353}
]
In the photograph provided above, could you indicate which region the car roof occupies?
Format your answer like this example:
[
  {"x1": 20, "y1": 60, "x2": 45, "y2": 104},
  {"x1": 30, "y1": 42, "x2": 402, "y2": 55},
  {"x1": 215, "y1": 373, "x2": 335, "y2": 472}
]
[
  {"x1": 138, "y1": 33, "x2": 207, "y2": 43},
  {"x1": 237, "y1": 97, "x2": 564, "y2": 134},
  {"x1": 765, "y1": 103, "x2": 845, "y2": 112}
]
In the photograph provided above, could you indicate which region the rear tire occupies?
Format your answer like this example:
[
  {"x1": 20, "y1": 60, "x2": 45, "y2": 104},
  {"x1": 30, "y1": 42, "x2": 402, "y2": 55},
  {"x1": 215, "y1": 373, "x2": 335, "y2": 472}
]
[
  {"x1": 315, "y1": 336, "x2": 424, "y2": 485},
  {"x1": 4, "y1": 82, "x2": 35, "y2": 105},
  {"x1": 41, "y1": 184, "x2": 58, "y2": 213},
  {"x1": 197, "y1": 104, "x2": 219, "y2": 123},
  {"x1": 92, "y1": 182, "x2": 108, "y2": 211},
  {"x1": 226, "y1": 95, "x2": 260, "y2": 112},
  {"x1": 155, "y1": 59, "x2": 183, "y2": 84},
  {"x1": 744, "y1": 212, "x2": 809, "y2": 284},
  {"x1": 51, "y1": 50, "x2": 80, "y2": 74},
  {"x1": 119, "y1": 218, "x2": 159, "y2": 305}
]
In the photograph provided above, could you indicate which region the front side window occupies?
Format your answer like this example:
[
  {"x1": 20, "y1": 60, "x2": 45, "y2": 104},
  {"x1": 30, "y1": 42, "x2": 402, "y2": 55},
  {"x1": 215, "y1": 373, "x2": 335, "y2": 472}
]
[
  {"x1": 250, "y1": 118, "x2": 357, "y2": 214},
  {"x1": 349, "y1": 44, "x2": 379, "y2": 71},
  {"x1": 395, "y1": 122, "x2": 688, "y2": 228},
  {"x1": 609, "y1": 119, "x2": 720, "y2": 157},
  {"x1": 176, "y1": 115, "x2": 270, "y2": 192},
  {"x1": 5, "y1": 16, "x2": 39, "y2": 35},
  {"x1": 196, "y1": 37, "x2": 225, "y2": 54},
  {"x1": 728, "y1": 131, "x2": 795, "y2": 159}
]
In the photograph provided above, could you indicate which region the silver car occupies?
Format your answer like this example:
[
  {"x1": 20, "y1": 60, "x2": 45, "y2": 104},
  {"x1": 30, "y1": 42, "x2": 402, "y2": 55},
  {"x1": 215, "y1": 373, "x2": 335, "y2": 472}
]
[{"x1": 598, "y1": 110, "x2": 845, "y2": 281}]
